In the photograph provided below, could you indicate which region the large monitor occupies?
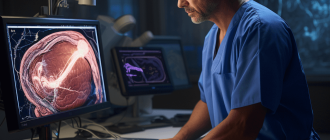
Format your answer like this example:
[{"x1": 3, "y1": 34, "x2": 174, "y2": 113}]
[
  {"x1": 0, "y1": 16, "x2": 111, "y2": 134},
  {"x1": 144, "y1": 36, "x2": 191, "y2": 90},
  {"x1": 111, "y1": 47, "x2": 173, "y2": 96}
]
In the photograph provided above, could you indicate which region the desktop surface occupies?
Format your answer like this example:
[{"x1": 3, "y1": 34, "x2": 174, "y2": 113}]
[{"x1": 51, "y1": 109, "x2": 192, "y2": 140}]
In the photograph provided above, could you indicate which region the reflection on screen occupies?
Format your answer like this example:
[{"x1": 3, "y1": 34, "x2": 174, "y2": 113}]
[
  {"x1": 6, "y1": 25, "x2": 107, "y2": 122},
  {"x1": 118, "y1": 50, "x2": 170, "y2": 87}
]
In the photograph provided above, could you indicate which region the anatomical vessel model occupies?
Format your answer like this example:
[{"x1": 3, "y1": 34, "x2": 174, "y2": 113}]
[{"x1": 19, "y1": 31, "x2": 103, "y2": 117}]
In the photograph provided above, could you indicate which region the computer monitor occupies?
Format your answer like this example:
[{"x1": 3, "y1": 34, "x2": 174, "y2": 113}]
[
  {"x1": 0, "y1": 16, "x2": 111, "y2": 135},
  {"x1": 111, "y1": 47, "x2": 173, "y2": 96},
  {"x1": 144, "y1": 36, "x2": 191, "y2": 90}
]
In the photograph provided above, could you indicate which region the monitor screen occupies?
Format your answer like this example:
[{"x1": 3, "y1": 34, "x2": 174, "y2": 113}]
[
  {"x1": 0, "y1": 16, "x2": 111, "y2": 132},
  {"x1": 111, "y1": 47, "x2": 173, "y2": 96},
  {"x1": 145, "y1": 36, "x2": 191, "y2": 90}
]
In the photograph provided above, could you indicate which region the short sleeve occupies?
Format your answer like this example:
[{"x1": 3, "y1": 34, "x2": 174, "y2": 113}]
[
  {"x1": 198, "y1": 72, "x2": 206, "y2": 103},
  {"x1": 231, "y1": 22, "x2": 292, "y2": 114}
]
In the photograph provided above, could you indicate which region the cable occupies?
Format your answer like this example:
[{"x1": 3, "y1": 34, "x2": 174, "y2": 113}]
[
  {"x1": 57, "y1": 121, "x2": 61, "y2": 140},
  {"x1": 33, "y1": 13, "x2": 39, "y2": 17},
  {"x1": 52, "y1": 131, "x2": 58, "y2": 138},
  {"x1": 54, "y1": 0, "x2": 65, "y2": 15},
  {"x1": 72, "y1": 118, "x2": 79, "y2": 128},
  {"x1": 62, "y1": 121, "x2": 101, "y2": 139},
  {"x1": 70, "y1": 119, "x2": 74, "y2": 128},
  {"x1": 74, "y1": 118, "x2": 79, "y2": 127},
  {"x1": 52, "y1": 0, "x2": 60, "y2": 13},
  {"x1": 52, "y1": 121, "x2": 59, "y2": 137},
  {"x1": 0, "y1": 117, "x2": 5, "y2": 128},
  {"x1": 80, "y1": 118, "x2": 121, "y2": 138},
  {"x1": 75, "y1": 98, "x2": 128, "y2": 139},
  {"x1": 76, "y1": 117, "x2": 82, "y2": 135},
  {"x1": 79, "y1": 98, "x2": 129, "y2": 139},
  {"x1": 30, "y1": 128, "x2": 35, "y2": 140},
  {"x1": 80, "y1": 123, "x2": 120, "y2": 138},
  {"x1": 80, "y1": 120, "x2": 120, "y2": 138},
  {"x1": 77, "y1": 117, "x2": 82, "y2": 128}
]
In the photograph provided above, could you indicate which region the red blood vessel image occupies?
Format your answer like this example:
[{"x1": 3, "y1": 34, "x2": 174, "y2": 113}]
[{"x1": 19, "y1": 31, "x2": 103, "y2": 117}]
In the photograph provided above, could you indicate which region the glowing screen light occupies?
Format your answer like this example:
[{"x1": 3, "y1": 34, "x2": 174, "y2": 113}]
[
  {"x1": 117, "y1": 50, "x2": 170, "y2": 87},
  {"x1": 6, "y1": 25, "x2": 107, "y2": 122}
]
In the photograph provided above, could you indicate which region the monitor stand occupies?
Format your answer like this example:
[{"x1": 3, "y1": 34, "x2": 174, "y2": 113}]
[
  {"x1": 37, "y1": 125, "x2": 52, "y2": 140},
  {"x1": 132, "y1": 96, "x2": 142, "y2": 118},
  {"x1": 132, "y1": 95, "x2": 154, "y2": 117}
]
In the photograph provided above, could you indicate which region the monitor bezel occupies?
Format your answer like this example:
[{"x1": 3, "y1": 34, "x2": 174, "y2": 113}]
[
  {"x1": 146, "y1": 36, "x2": 192, "y2": 90},
  {"x1": 111, "y1": 47, "x2": 174, "y2": 96},
  {"x1": 0, "y1": 16, "x2": 111, "y2": 133}
]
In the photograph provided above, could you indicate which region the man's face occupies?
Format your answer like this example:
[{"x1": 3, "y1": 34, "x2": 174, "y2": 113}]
[{"x1": 178, "y1": 0, "x2": 220, "y2": 24}]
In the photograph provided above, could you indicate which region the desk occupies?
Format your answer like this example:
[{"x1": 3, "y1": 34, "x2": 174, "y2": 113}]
[{"x1": 58, "y1": 109, "x2": 193, "y2": 139}]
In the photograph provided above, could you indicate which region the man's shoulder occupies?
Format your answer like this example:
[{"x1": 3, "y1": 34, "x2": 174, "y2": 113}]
[{"x1": 240, "y1": 1, "x2": 289, "y2": 31}]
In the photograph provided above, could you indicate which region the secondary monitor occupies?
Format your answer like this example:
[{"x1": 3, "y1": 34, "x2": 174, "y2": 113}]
[
  {"x1": 111, "y1": 47, "x2": 173, "y2": 96},
  {"x1": 0, "y1": 16, "x2": 111, "y2": 133},
  {"x1": 145, "y1": 36, "x2": 191, "y2": 90}
]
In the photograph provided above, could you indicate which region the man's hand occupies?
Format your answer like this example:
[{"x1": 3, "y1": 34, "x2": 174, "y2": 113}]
[{"x1": 162, "y1": 100, "x2": 212, "y2": 140}]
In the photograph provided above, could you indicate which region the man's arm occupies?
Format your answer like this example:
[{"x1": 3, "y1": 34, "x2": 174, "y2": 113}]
[
  {"x1": 162, "y1": 100, "x2": 212, "y2": 140},
  {"x1": 202, "y1": 103, "x2": 267, "y2": 140}
]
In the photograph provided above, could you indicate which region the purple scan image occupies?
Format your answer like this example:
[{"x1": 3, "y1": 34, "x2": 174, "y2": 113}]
[
  {"x1": 123, "y1": 56, "x2": 166, "y2": 84},
  {"x1": 124, "y1": 63, "x2": 143, "y2": 73}
]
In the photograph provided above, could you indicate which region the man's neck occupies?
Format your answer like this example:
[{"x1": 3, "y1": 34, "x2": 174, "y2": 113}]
[{"x1": 209, "y1": 0, "x2": 248, "y2": 34}]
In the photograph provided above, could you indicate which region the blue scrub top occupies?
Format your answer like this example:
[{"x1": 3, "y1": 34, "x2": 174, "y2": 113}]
[{"x1": 199, "y1": 0, "x2": 319, "y2": 139}]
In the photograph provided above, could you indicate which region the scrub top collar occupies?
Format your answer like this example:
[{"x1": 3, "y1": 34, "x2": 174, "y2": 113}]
[{"x1": 212, "y1": 0, "x2": 252, "y2": 62}]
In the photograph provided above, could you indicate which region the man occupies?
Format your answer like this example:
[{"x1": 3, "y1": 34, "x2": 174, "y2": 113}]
[{"x1": 163, "y1": 0, "x2": 320, "y2": 139}]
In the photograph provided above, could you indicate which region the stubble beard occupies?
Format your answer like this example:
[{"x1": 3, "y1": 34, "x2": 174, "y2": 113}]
[{"x1": 189, "y1": 2, "x2": 219, "y2": 24}]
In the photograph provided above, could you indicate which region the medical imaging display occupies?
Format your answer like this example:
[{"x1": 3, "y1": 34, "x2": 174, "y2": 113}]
[
  {"x1": 116, "y1": 49, "x2": 171, "y2": 87},
  {"x1": 6, "y1": 24, "x2": 107, "y2": 122}
]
